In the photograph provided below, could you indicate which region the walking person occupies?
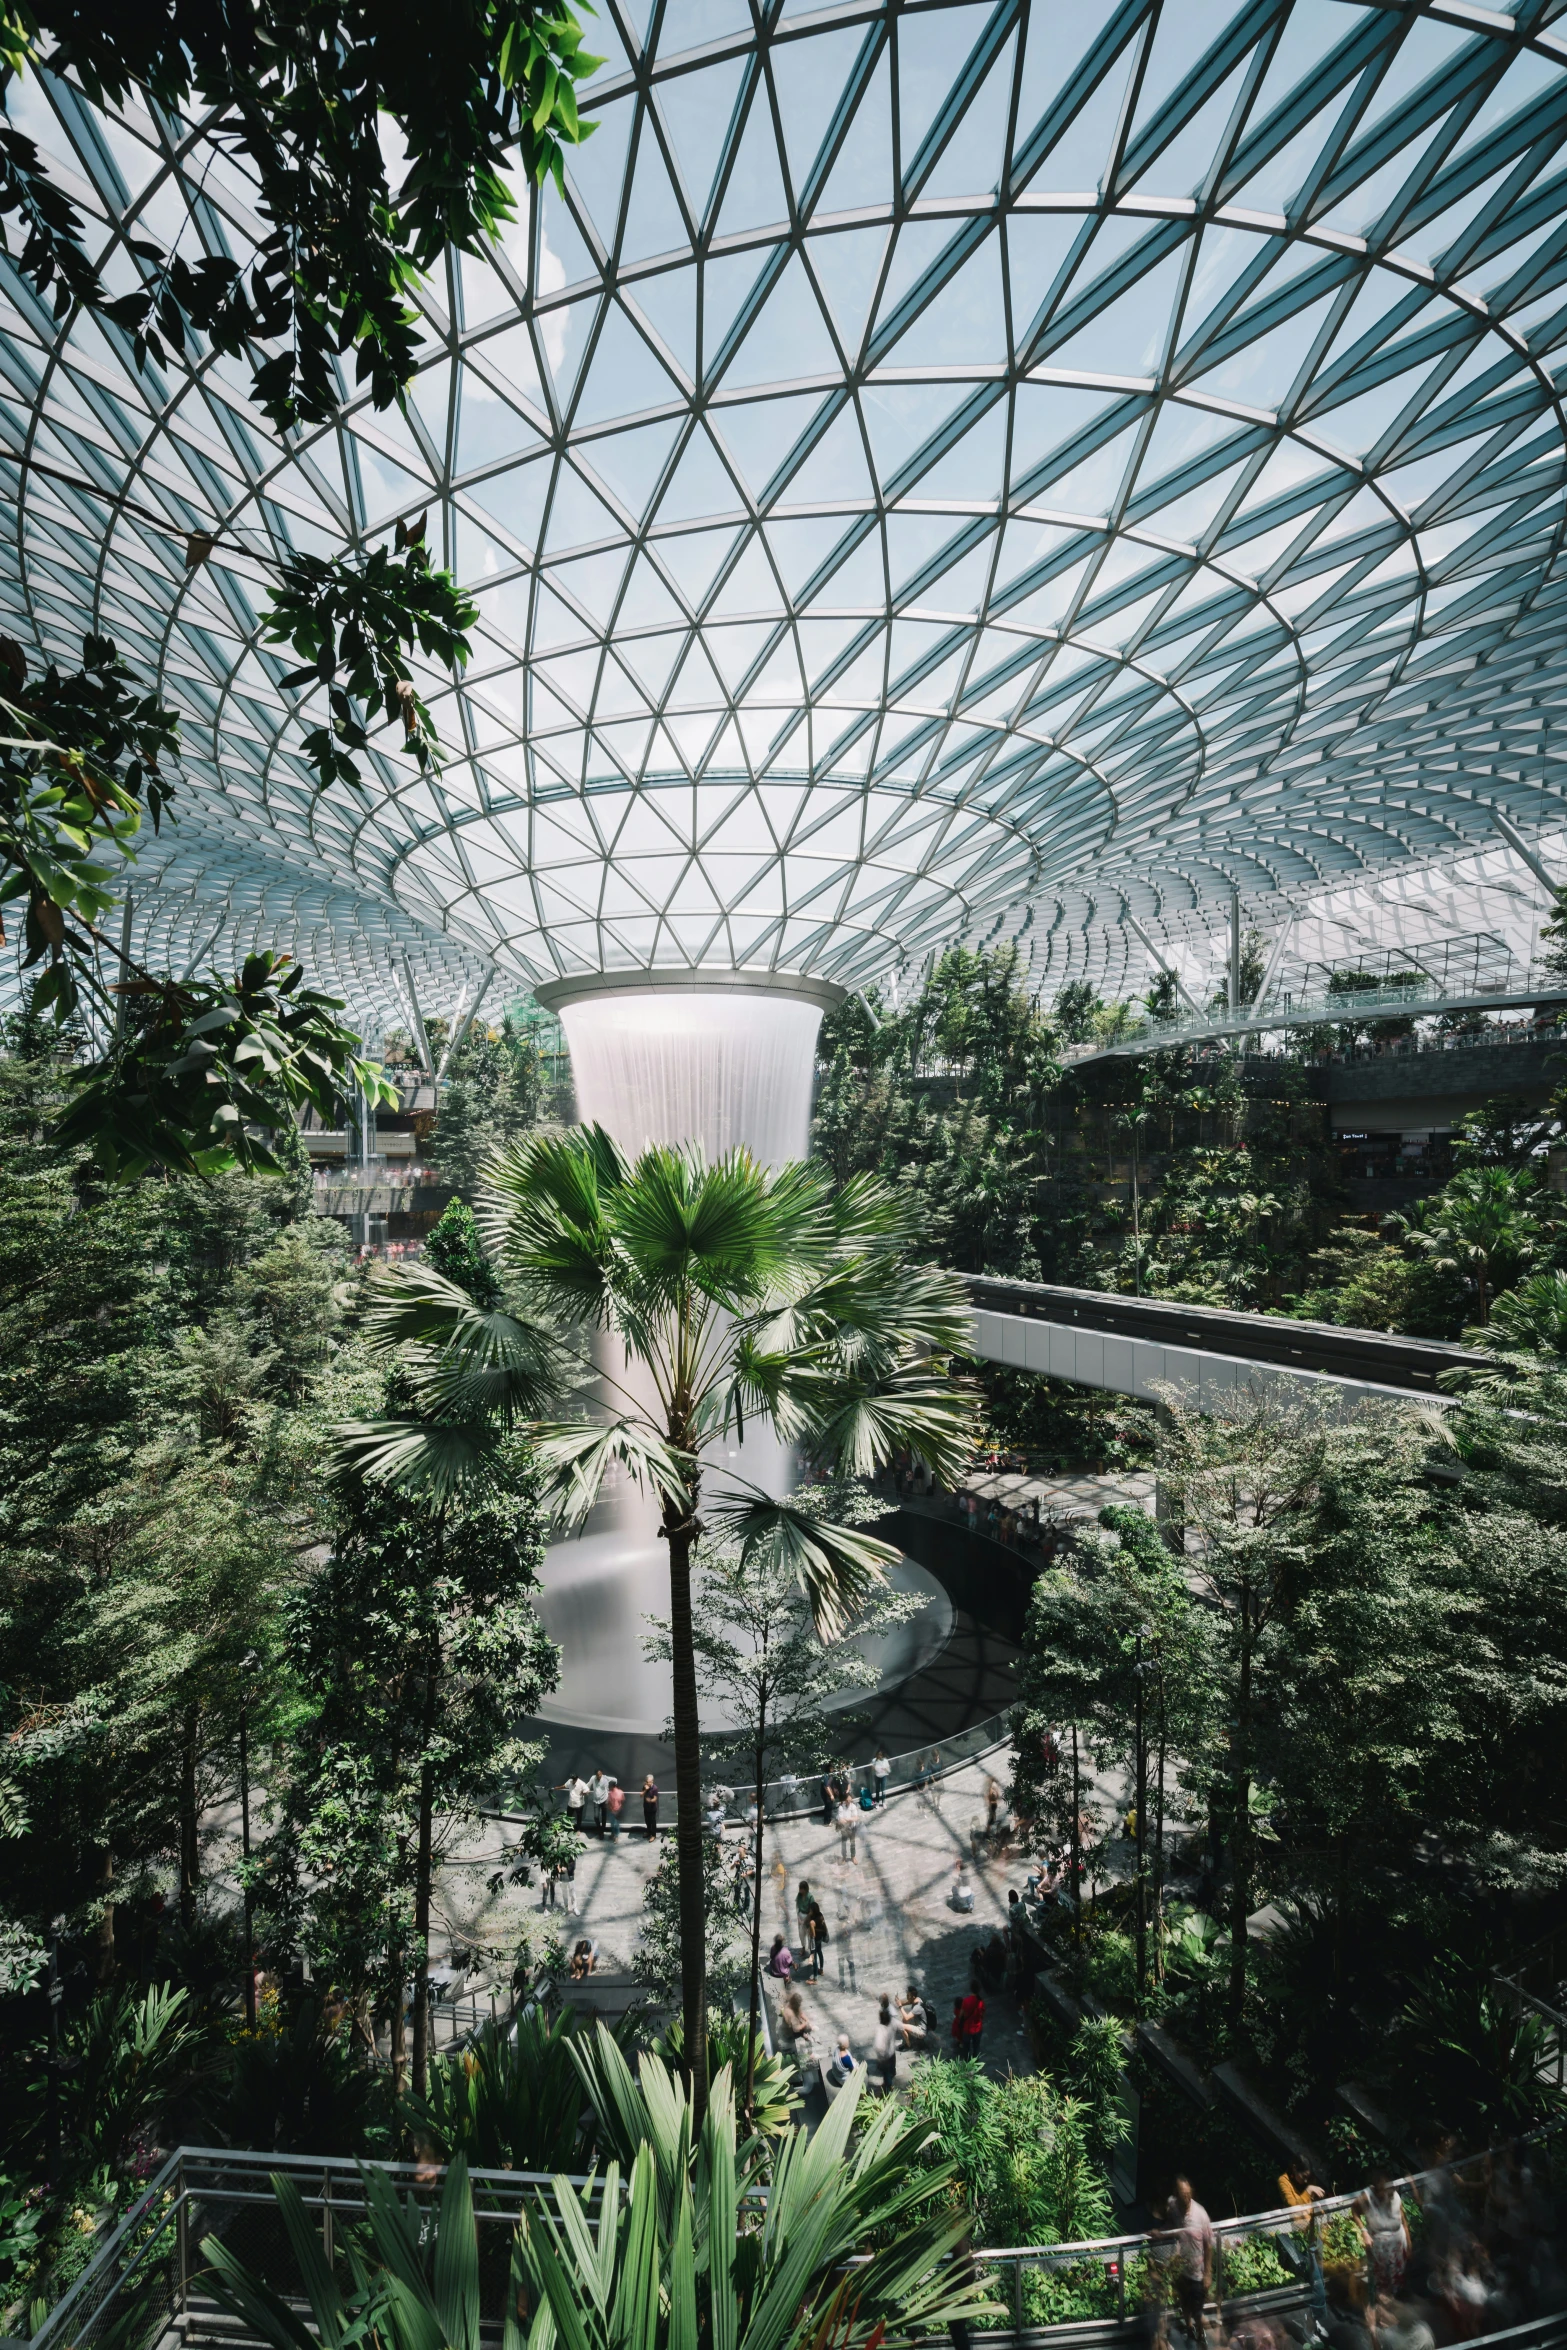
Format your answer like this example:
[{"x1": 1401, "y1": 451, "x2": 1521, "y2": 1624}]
[
  {"x1": 589, "y1": 1765, "x2": 612, "y2": 1835},
  {"x1": 795, "y1": 1876, "x2": 813, "y2": 1950},
  {"x1": 806, "y1": 1898, "x2": 829, "y2": 1981},
  {"x1": 820, "y1": 1771, "x2": 836, "y2": 1828},
  {"x1": 1168, "y1": 2175, "x2": 1214, "y2": 2345},
  {"x1": 606, "y1": 1780, "x2": 624, "y2": 1838},
  {"x1": 835, "y1": 1796, "x2": 857, "y2": 1862},
  {"x1": 985, "y1": 1774, "x2": 1002, "y2": 1843},
  {"x1": 873, "y1": 1995, "x2": 898, "y2": 2092},
  {"x1": 560, "y1": 1770, "x2": 588, "y2": 1836},
  {"x1": 872, "y1": 1745, "x2": 891, "y2": 1805},
  {"x1": 771, "y1": 1852, "x2": 789, "y2": 1923},
  {"x1": 1355, "y1": 2170, "x2": 1411, "y2": 2297},
  {"x1": 642, "y1": 1773, "x2": 660, "y2": 1840}
]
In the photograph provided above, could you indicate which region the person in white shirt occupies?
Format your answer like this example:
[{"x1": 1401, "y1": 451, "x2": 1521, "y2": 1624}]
[
  {"x1": 560, "y1": 1773, "x2": 588, "y2": 1831},
  {"x1": 871, "y1": 1747, "x2": 892, "y2": 1805},
  {"x1": 588, "y1": 1767, "x2": 613, "y2": 1835},
  {"x1": 705, "y1": 1792, "x2": 726, "y2": 1839},
  {"x1": 949, "y1": 1859, "x2": 976, "y2": 1911}
]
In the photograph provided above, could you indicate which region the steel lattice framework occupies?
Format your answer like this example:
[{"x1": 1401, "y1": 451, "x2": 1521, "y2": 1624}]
[{"x1": 3, "y1": 0, "x2": 1567, "y2": 1031}]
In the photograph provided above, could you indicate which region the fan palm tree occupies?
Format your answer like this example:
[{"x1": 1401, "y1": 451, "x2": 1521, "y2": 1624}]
[
  {"x1": 336, "y1": 1127, "x2": 976, "y2": 2114},
  {"x1": 205, "y1": 2038, "x2": 992, "y2": 2350},
  {"x1": 1390, "y1": 1165, "x2": 1542, "y2": 1324}
]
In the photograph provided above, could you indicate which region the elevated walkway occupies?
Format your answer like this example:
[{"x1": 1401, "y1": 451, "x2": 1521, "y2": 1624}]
[
  {"x1": 963, "y1": 1275, "x2": 1490, "y2": 1408},
  {"x1": 1065, "y1": 968, "x2": 1567, "y2": 1066}
]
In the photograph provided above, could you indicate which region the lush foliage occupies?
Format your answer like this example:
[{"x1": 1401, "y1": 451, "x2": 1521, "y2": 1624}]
[
  {"x1": 340, "y1": 1124, "x2": 977, "y2": 2109},
  {"x1": 1, "y1": 1, "x2": 600, "y2": 432}
]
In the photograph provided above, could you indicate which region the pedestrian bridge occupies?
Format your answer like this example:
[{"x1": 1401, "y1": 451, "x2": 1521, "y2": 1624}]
[{"x1": 962, "y1": 1275, "x2": 1491, "y2": 1410}]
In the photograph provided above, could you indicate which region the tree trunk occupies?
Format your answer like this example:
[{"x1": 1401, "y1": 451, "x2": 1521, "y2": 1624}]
[
  {"x1": 664, "y1": 1497, "x2": 709, "y2": 2121},
  {"x1": 1229, "y1": 1594, "x2": 1252, "y2": 2028},
  {"x1": 95, "y1": 1845, "x2": 115, "y2": 1984},
  {"x1": 179, "y1": 1705, "x2": 199, "y2": 1931},
  {"x1": 744, "y1": 1714, "x2": 767, "y2": 2122},
  {"x1": 411, "y1": 1756, "x2": 435, "y2": 2098},
  {"x1": 389, "y1": 1906, "x2": 407, "y2": 2096},
  {"x1": 1153, "y1": 1693, "x2": 1168, "y2": 1984}
]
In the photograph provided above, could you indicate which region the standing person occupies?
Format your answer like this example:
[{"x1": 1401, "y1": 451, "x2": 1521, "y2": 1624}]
[
  {"x1": 835, "y1": 1796, "x2": 857, "y2": 1863},
  {"x1": 834, "y1": 1878, "x2": 857, "y2": 1991},
  {"x1": 954, "y1": 1988, "x2": 984, "y2": 2056},
  {"x1": 605, "y1": 1780, "x2": 625, "y2": 1839},
  {"x1": 588, "y1": 1765, "x2": 612, "y2": 1835},
  {"x1": 641, "y1": 1773, "x2": 660, "y2": 1839},
  {"x1": 872, "y1": 1745, "x2": 892, "y2": 1805},
  {"x1": 820, "y1": 1771, "x2": 836, "y2": 1828},
  {"x1": 1355, "y1": 2171, "x2": 1411, "y2": 2297},
  {"x1": 795, "y1": 1876, "x2": 813, "y2": 1949},
  {"x1": 873, "y1": 1995, "x2": 899, "y2": 2091},
  {"x1": 1169, "y1": 2175, "x2": 1214, "y2": 2344},
  {"x1": 806, "y1": 1898, "x2": 829, "y2": 1981},
  {"x1": 770, "y1": 1852, "x2": 789, "y2": 1923},
  {"x1": 560, "y1": 1770, "x2": 588, "y2": 1837},
  {"x1": 985, "y1": 1775, "x2": 1003, "y2": 1843}
]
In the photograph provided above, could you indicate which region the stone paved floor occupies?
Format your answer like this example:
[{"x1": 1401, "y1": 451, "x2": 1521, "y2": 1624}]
[{"x1": 432, "y1": 1748, "x2": 1131, "y2": 2086}]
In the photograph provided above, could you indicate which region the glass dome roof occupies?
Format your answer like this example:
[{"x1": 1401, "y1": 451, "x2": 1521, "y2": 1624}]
[{"x1": 3, "y1": 0, "x2": 1566, "y2": 1030}]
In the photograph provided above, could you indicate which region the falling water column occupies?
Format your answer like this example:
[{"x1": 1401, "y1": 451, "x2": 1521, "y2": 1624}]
[{"x1": 526, "y1": 971, "x2": 845, "y2": 1733}]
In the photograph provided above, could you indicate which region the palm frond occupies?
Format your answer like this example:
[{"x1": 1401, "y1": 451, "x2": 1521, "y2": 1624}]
[
  {"x1": 532, "y1": 1419, "x2": 691, "y2": 1525},
  {"x1": 332, "y1": 1416, "x2": 498, "y2": 1499},
  {"x1": 701, "y1": 1492, "x2": 899, "y2": 1638},
  {"x1": 481, "y1": 1128, "x2": 624, "y2": 1317},
  {"x1": 806, "y1": 1366, "x2": 978, "y2": 1484}
]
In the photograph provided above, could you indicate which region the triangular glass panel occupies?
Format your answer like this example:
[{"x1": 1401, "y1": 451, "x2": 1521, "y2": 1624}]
[
  {"x1": 467, "y1": 456, "x2": 551, "y2": 550},
  {"x1": 655, "y1": 524, "x2": 741, "y2": 604},
  {"x1": 1194, "y1": 290, "x2": 1339, "y2": 411},
  {"x1": 922, "y1": 33, "x2": 1016, "y2": 202},
  {"x1": 913, "y1": 400, "x2": 1006, "y2": 504},
  {"x1": 763, "y1": 514, "x2": 849, "y2": 599},
  {"x1": 1046, "y1": 249, "x2": 1186, "y2": 378},
  {"x1": 898, "y1": 3, "x2": 990, "y2": 164},
  {"x1": 1127, "y1": 62, "x2": 1251, "y2": 201},
  {"x1": 813, "y1": 49, "x2": 893, "y2": 215},
  {"x1": 459, "y1": 250, "x2": 514, "y2": 331},
  {"x1": 777, "y1": 406, "x2": 876, "y2": 505},
  {"x1": 621, "y1": 631, "x2": 688, "y2": 699},
  {"x1": 349, "y1": 437, "x2": 431, "y2": 529},
  {"x1": 706, "y1": 534, "x2": 789, "y2": 617},
  {"x1": 539, "y1": 185, "x2": 599, "y2": 291},
  {"x1": 572, "y1": 301, "x2": 680, "y2": 428},
  {"x1": 656, "y1": 0, "x2": 754, "y2": 57},
  {"x1": 807, "y1": 526, "x2": 887, "y2": 608},
  {"x1": 1035, "y1": 419, "x2": 1141, "y2": 516},
  {"x1": 771, "y1": 25, "x2": 869, "y2": 201},
  {"x1": 540, "y1": 296, "x2": 603, "y2": 409},
  {"x1": 722, "y1": 253, "x2": 839, "y2": 389},
  {"x1": 805, "y1": 225, "x2": 890, "y2": 358},
  {"x1": 712, "y1": 83, "x2": 791, "y2": 237},
  {"x1": 702, "y1": 249, "x2": 768, "y2": 374},
  {"x1": 582, "y1": 415, "x2": 682, "y2": 519},
  {"x1": 1141, "y1": 460, "x2": 1250, "y2": 547},
  {"x1": 1024, "y1": 49, "x2": 1135, "y2": 194},
  {"x1": 710, "y1": 391, "x2": 827, "y2": 497},
  {"x1": 1006, "y1": 212, "x2": 1084, "y2": 347},
  {"x1": 862, "y1": 380, "x2": 977, "y2": 489},
  {"x1": 628, "y1": 265, "x2": 698, "y2": 380},
  {"x1": 875, "y1": 217, "x2": 960, "y2": 332},
  {"x1": 704, "y1": 619, "x2": 776, "y2": 689},
  {"x1": 993, "y1": 515, "x2": 1080, "y2": 593},
  {"x1": 882, "y1": 234, "x2": 1007, "y2": 370},
  {"x1": 618, "y1": 552, "x2": 688, "y2": 628},
  {"x1": 544, "y1": 464, "x2": 622, "y2": 554},
  {"x1": 619, "y1": 125, "x2": 691, "y2": 265},
  {"x1": 653, "y1": 425, "x2": 742, "y2": 525},
  {"x1": 1225, "y1": 117, "x2": 1332, "y2": 218},
  {"x1": 669, "y1": 638, "x2": 726, "y2": 707},
  {"x1": 547, "y1": 545, "x2": 633, "y2": 628},
  {"x1": 658, "y1": 55, "x2": 748, "y2": 220},
  {"x1": 566, "y1": 92, "x2": 635, "y2": 247}
]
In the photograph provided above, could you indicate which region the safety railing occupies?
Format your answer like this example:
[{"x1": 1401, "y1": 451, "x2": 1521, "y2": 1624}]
[
  {"x1": 28, "y1": 2126, "x2": 1567, "y2": 2350},
  {"x1": 491, "y1": 1705, "x2": 1015, "y2": 1833},
  {"x1": 23, "y1": 2147, "x2": 606, "y2": 2350},
  {"x1": 971, "y1": 2124, "x2": 1567, "y2": 2340}
]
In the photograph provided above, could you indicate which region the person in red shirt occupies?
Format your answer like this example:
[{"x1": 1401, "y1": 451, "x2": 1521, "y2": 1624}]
[{"x1": 952, "y1": 1990, "x2": 984, "y2": 2055}]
